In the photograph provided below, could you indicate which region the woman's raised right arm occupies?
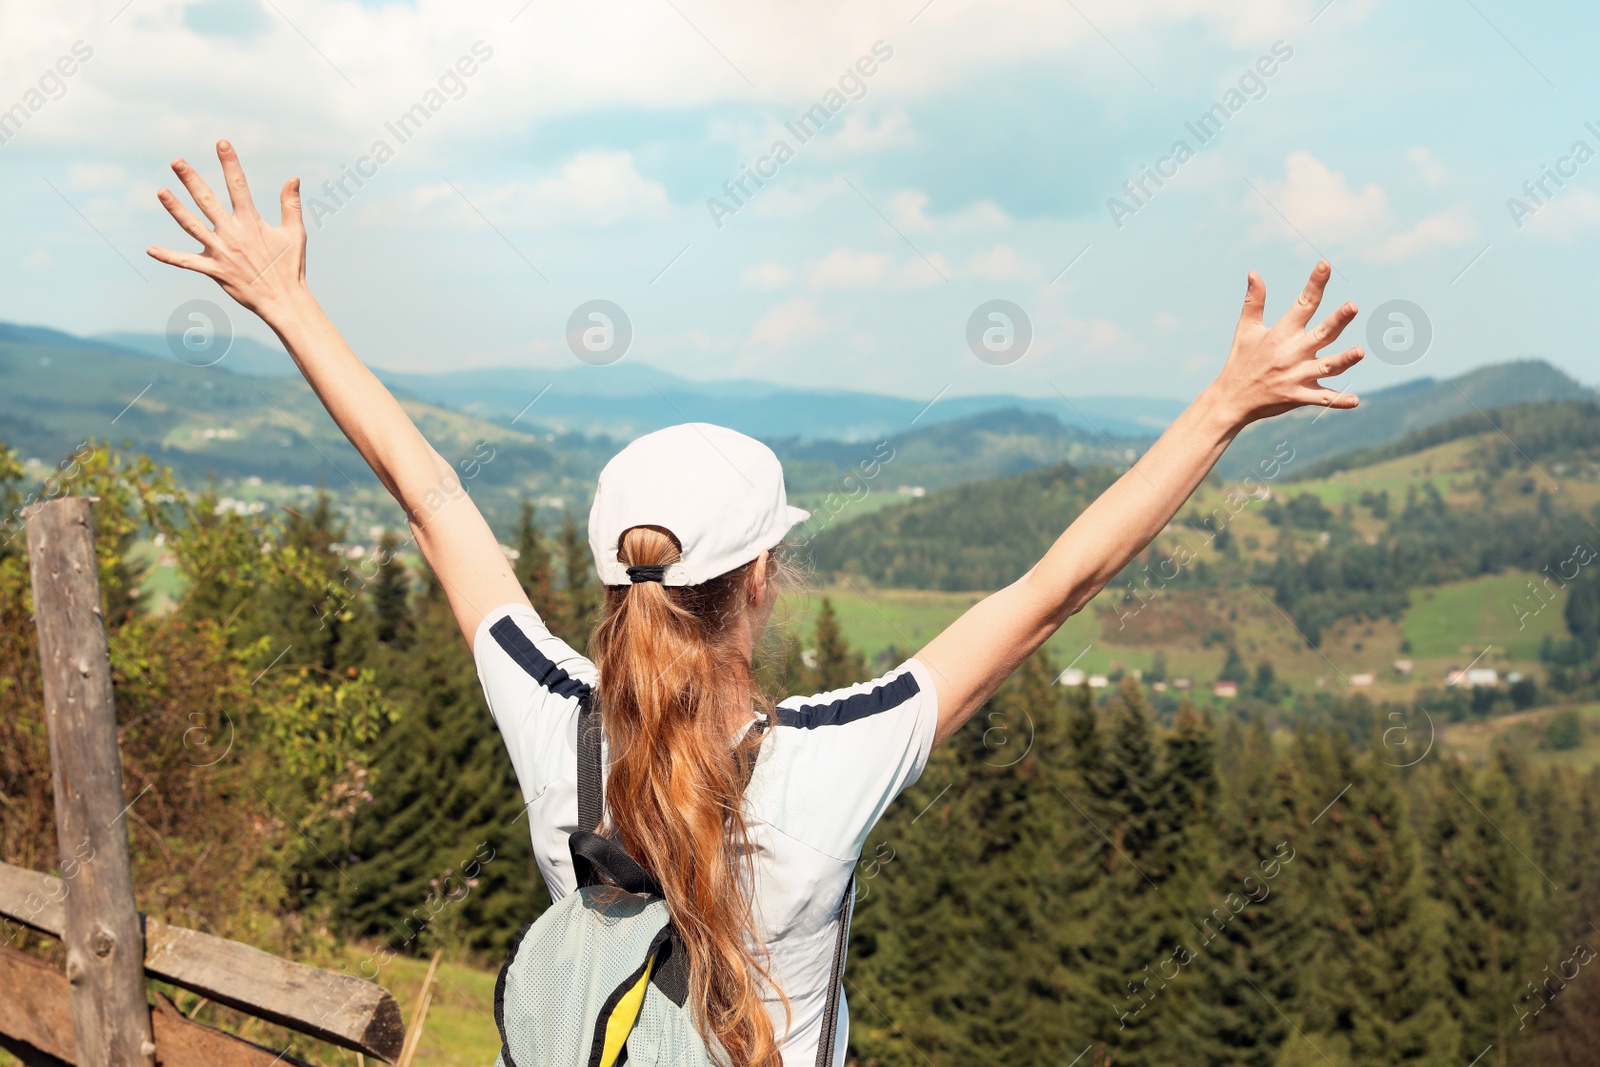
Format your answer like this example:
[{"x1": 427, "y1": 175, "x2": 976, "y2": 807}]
[{"x1": 147, "y1": 141, "x2": 529, "y2": 643}]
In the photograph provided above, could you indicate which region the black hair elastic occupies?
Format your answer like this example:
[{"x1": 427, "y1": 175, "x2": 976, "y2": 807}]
[{"x1": 626, "y1": 564, "x2": 668, "y2": 584}]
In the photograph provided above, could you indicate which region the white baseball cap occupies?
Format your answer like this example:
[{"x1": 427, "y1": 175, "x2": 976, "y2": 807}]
[{"x1": 588, "y1": 423, "x2": 810, "y2": 587}]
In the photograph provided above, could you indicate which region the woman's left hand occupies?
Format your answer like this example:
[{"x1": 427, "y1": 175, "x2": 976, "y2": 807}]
[{"x1": 1210, "y1": 261, "x2": 1364, "y2": 426}]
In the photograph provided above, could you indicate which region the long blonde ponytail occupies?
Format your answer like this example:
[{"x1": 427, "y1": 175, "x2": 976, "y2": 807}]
[{"x1": 588, "y1": 524, "x2": 787, "y2": 1066}]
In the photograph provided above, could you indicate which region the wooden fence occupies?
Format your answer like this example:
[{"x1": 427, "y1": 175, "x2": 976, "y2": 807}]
[{"x1": 0, "y1": 498, "x2": 406, "y2": 1066}]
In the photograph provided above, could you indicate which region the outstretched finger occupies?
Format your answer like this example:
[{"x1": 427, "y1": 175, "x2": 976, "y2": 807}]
[
  {"x1": 216, "y1": 140, "x2": 259, "y2": 220},
  {"x1": 1308, "y1": 301, "x2": 1358, "y2": 351},
  {"x1": 156, "y1": 188, "x2": 217, "y2": 250},
  {"x1": 1310, "y1": 345, "x2": 1364, "y2": 379},
  {"x1": 171, "y1": 157, "x2": 229, "y2": 227},
  {"x1": 1280, "y1": 261, "x2": 1331, "y2": 330},
  {"x1": 1301, "y1": 384, "x2": 1360, "y2": 410},
  {"x1": 279, "y1": 176, "x2": 304, "y2": 232},
  {"x1": 1240, "y1": 271, "x2": 1265, "y2": 327},
  {"x1": 146, "y1": 244, "x2": 219, "y2": 276}
]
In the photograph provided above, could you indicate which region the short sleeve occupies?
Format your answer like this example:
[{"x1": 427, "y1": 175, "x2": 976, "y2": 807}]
[
  {"x1": 472, "y1": 604, "x2": 597, "y2": 807},
  {"x1": 751, "y1": 657, "x2": 940, "y2": 862}
]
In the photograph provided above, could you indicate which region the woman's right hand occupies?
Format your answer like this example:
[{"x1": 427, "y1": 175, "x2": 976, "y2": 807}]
[{"x1": 146, "y1": 140, "x2": 309, "y2": 322}]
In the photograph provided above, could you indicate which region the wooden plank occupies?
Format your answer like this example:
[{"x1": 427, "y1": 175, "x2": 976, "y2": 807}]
[
  {"x1": 0, "y1": 1036, "x2": 72, "y2": 1067},
  {"x1": 0, "y1": 944, "x2": 74, "y2": 1063},
  {"x1": 0, "y1": 945, "x2": 312, "y2": 1067},
  {"x1": 0, "y1": 861, "x2": 404, "y2": 1061},
  {"x1": 150, "y1": 994, "x2": 314, "y2": 1067},
  {"x1": 25, "y1": 498, "x2": 155, "y2": 1067},
  {"x1": 144, "y1": 923, "x2": 404, "y2": 1061}
]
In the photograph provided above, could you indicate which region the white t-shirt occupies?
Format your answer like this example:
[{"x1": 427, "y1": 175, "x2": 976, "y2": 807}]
[{"x1": 473, "y1": 603, "x2": 940, "y2": 1066}]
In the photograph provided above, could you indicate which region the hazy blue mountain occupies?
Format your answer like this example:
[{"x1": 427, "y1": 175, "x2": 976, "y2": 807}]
[
  {"x1": 97, "y1": 329, "x2": 300, "y2": 379},
  {"x1": 0, "y1": 324, "x2": 1143, "y2": 534},
  {"x1": 93, "y1": 327, "x2": 1186, "y2": 440}
]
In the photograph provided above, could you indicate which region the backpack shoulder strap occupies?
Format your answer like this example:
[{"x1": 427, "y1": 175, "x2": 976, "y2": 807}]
[
  {"x1": 815, "y1": 875, "x2": 854, "y2": 1067},
  {"x1": 577, "y1": 690, "x2": 604, "y2": 833}
]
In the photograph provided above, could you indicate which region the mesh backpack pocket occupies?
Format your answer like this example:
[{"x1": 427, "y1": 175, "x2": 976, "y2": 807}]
[{"x1": 494, "y1": 876, "x2": 722, "y2": 1067}]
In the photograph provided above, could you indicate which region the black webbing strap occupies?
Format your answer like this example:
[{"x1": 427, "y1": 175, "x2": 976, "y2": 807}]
[
  {"x1": 576, "y1": 690, "x2": 604, "y2": 834},
  {"x1": 815, "y1": 875, "x2": 854, "y2": 1067},
  {"x1": 571, "y1": 829, "x2": 664, "y2": 897}
]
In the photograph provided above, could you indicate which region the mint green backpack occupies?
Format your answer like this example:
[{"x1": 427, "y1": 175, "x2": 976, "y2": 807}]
[{"x1": 493, "y1": 695, "x2": 852, "y2": 1066}]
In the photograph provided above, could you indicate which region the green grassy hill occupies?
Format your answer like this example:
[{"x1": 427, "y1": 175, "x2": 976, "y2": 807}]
[{"x1": 775, "y1": 406, "x2": 1142, "y2": 496}]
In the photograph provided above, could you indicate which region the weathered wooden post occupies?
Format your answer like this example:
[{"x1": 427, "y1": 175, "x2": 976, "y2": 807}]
[{"x1": 24, "y1": 498, "x2": 156, "y2": 1067}]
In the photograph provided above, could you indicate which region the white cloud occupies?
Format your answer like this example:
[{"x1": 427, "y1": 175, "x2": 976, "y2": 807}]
[
  {"x1": 416, "y1": 151, "x2": 671, "y2": 230},
  {"x1": 806, "y1": 248, "x2": 890, "y2": 289},
  {"x1": 0, "y1": 0, "x2": 1303, "y2": 165},
  {"x1": 818, "y1": 107, "x2": 915, "y2": 156},
  {"x1": 888, "y1": 190, "x2": 933, "y2": 232},
  {"x1": 67, "y1": 163, "x2": 126, "y2": 191},
  {"x1": 1519, "y1": 186, "x2": 1600, "y2": 242},
  {"x1": 894, "y1": 253, "x2": 954, "y2": 288},
  {"x1": 742, "y1": 296, "x2": 828, "y2": 351},
  {"x1": 1366, "y1": 205, "x2": 1477, "y2": 262},
  {"x1": 1077, "y1": 318, "x2": 1127, "y2": 356},
  {"x1": 747, "y1": 175, "x2": 849, "y2": 221},
  {"x1": 944, "y1": 201, "x2": 1012, "y2": 233},
  {"x1": 1406, "y1": 147, "x2": 1447, "y2": 189},
  {"x1": 964, "y1": 245, "x2": 1037, "y2": 282},
  {"x1": 742, "y1": 261, "x2": 794, "y2": 290},
  {"x1": 887, "y1": 189, "x2": 1010, "y2": 235},
  {"x1": 1249, "y1": 151, "x2": 1387, "y2": 243}
]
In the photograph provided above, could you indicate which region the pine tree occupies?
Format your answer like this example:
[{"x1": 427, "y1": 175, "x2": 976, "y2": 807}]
[
  {"x1": 1294, "y1": 743, "x2": 1460, "y2": 1065},
  {"x1": 370, "y1": 531, "x2": 413, "y2": 647},
  {"x1": 1220, "y1": 645, "x2": 1249, "y2": 684},
  {"x1": 1564, "y1": 567, "x2": 1600, "y2": 656},
  {"x1": 1085, "y1": 680, "x2": 1212, "y2": 1066},
  {"x1": 849, "y1": 651, "x2": 1101, "y2": 1065},
  {"x1": 511, "y1": 500, "x2": 558, "y2": 619},
  {"x1": 557, "y1": 512, "x2": 600, "y2": 647},
  {"x1": 250, "y1": 490, "x2": 348, "y2": 672},
  {"x1": 812, "y1": 597, "x2": 867, "y2": 691},
  {"x1": 1422, "y1": 759, "x2": 1554, "y2": 1065},
  {"x1": 1252, "y1": 661, "x2": 1280, "y2": 702},
  {"x1": 1182, "y1": 719, "x2": 1308, "y2": 1066}
]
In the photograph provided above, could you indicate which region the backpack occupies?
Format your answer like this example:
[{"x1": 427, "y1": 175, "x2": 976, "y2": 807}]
[{"x1": 493, "y1": 692, "x2": 854, "y2": 1066}]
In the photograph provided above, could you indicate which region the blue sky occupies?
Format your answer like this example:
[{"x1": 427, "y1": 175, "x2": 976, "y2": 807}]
[{"x1": 1, "y1": 0, "x2": 1597, "y2": 402}]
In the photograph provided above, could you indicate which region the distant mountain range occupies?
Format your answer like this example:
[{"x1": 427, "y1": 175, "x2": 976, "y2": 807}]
[
  {"x1": 5, "y1": 320, "x2": 1593, "y2": 537},
  {"x1": 94, "y1": 328, "x2": 1185, "y2": 441},
  {"x1": 0, "y1": 324, "x2": 1143, "y2": 531}
]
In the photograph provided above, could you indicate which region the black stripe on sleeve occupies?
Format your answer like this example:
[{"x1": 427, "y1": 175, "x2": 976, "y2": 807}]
[
  {"x1": 774, "y1": 670, "x2": 921, "y2": 730},
  {"x1": 489, "y1": 615, "x2": 592, "y2": 699}
]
